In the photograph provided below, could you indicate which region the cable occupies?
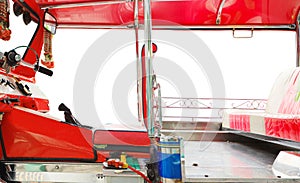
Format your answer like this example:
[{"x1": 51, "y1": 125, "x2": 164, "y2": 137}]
[{"x1": 127, "y1": 165, "x2": 152, "y2": 183}]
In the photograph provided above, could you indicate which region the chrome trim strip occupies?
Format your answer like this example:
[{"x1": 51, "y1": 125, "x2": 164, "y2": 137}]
[
  {"x1": 57, "y1": 24, "x2": 296, "y2": 30},
  {"x1": 151, "y1": 25, "x2": 296, "y2": 30},
  {"x1": 58, "y1": 24, "x2": 133, "y2": 29},
  {"x1": 1, "y1": 162, "x2": 104, "y2": 182},
  {"x1": 1, "y1": 161, "x2": 147, "y2": 182},
  {"x1": 41, "y1": 0, "x2": 131, "y2": 9},
  {"x1": 216, "y1": 0, "x2": 226, "y2": 24}
]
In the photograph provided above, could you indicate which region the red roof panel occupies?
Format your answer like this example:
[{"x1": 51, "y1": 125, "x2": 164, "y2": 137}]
[{"x1": 35, "y1": 0, "x2": 300, "y2": 27}]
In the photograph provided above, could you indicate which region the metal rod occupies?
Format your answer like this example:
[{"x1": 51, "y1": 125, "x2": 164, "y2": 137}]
[
  {"x1": 158, "y1": 84, "x2": 162, "y2": 135},
  {"x1": 161, "y1": 96, "x2": 267, "y2": 100},
  {"x1": 216, "y1": 0, "x2": 226, "y2": 24},
  {"x1": 58, "y1": 24, "x2": 132, "y2": 29},
  {"x1": 40, "y1": 0, "x2": 131, "y2": 9},
  {"x1": 57, "y1": 24, "x2": 295, "y2": 30},
  {"x1": 134, "y1": 0, "x2": 142, "y2": 122},
  {"x1": 151, "y1": 25, "x2": 296, "y2": 30},
  {"x1": 297, "y1": 11, "x2": 300, "y2": 67},
  {"x1": 143, "y1": 0, "x2": 154, "y2": 137}
]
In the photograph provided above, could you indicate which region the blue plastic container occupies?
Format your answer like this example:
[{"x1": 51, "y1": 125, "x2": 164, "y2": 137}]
[{"x1": 158, "y1": 136, "x2": 182, "y2": 182}]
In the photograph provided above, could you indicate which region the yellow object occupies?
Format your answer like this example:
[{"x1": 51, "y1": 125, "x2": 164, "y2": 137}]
[
  {"x1": 122, "y1": 163, "x2": 128, "y2": 169},
  {"x1": 120, "y1": 152, "x2": 126, "y2": 163}
]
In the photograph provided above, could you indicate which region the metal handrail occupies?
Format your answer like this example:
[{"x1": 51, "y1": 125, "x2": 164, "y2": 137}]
[{"x1": 154, "y1": 97, "x2": 267, "y2": 122}]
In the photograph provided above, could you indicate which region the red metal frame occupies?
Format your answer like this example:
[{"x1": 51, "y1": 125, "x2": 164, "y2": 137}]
[{"x1": 0, "y1": 94, "x2": 49, "y2": 112}]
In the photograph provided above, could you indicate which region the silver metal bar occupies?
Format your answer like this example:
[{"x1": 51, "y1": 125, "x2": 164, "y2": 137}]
[
  {"x1": 158, "y1": 84, "x2": 162, "y2": 135},
  {"x1": 1, "y1": 162, "x2": 104, "y2": 182},
  {"x1": 143, "y1": 0, "x2": 154, "y2": 136},
  {"x1": 57, "y1": 24, "x2": 295, "y2": 30},
  {"x1": 216, "y1": 0, "x2": 226, "y2": 24},
  {"x1": 134, "y1": 0, "x2": 142, "y2": 122},
  {"x1": 41, "y1": 0, "x2": 131, "y2": 9},
  {"x1": 297, "y1": 11, "x2": 300, "y2": 67},
  {"x1": 1, "y1": 162, "x2": 146, "y2": 182},
  {"x1": 151, "y1": 24, "x2": 296, "y2": 30},
  {"x1": 161, "y1": 96, "x2": 267, "y2": 100},
  {"x1": 58, "y1": 24, "x2": 132, "y2": 29}
]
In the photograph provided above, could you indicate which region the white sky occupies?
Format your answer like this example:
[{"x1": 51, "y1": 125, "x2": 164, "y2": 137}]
[{"x1": 36, "y1": 29, "x2": 296, "y2": 123}]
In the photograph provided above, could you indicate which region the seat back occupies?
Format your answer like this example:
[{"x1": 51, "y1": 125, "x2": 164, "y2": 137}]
[{"x1": 266, "y1": 67, "x2": 300, "y2": 115}]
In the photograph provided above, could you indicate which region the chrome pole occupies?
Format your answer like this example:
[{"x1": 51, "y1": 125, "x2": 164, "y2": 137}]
[
  {"x1": 143, "y1": 0, "x2": 154, "y2": 136},
  {"x1": 158, "y1": 84, "x2": 162, "y2": 135},
  {"x1": 134, "y1": 0, "x2": 142, "y2": 122}
]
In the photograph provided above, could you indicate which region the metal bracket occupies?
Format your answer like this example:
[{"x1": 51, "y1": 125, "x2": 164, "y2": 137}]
[{"x1": 232, "y1": 28, "x2": 254, "y2": 38}]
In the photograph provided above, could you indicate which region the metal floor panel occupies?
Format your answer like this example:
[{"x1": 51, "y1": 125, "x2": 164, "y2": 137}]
[{"x1": 182, "y1": 132, "x2": 300, "y2": 182}]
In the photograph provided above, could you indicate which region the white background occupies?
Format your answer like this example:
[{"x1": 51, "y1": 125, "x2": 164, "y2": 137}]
[
  {"x1": 2, "y1": 12, "x2": 297, "y2": 124},
  {"x1": 37, "y1": 29, "x2": 296, "y2": 123}
]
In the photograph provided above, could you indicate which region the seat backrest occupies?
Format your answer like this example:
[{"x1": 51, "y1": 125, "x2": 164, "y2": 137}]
[{"x1": 266, "y1": 67, "x2": 300, "y2": 115}]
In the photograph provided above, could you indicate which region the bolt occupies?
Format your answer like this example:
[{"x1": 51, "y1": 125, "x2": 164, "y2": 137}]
[{"x1": 96, "y1": 174, "x2": 104, "y2": 179}]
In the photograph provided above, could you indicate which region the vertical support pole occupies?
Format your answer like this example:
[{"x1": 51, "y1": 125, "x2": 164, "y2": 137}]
[
  {"x1": 297, "y1": 11, "x2": 300, "y2": 67},
  {"x1": 134, "y1": 0, "x2": 142, "y2": 122},
  {"x1": 143, "y1": 1, "x2": 160, "y2": 182},
  {"x1": 143, "y1": 0, "x2": 154, "y2": 137},
  {"x1": 158, "y1": 84, "x2": 162, "y2": 135}
]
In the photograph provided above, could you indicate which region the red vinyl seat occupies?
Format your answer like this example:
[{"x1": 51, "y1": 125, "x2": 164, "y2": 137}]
[{"x1": 223, "y1": 68, "x2": 300, "y2": 142}]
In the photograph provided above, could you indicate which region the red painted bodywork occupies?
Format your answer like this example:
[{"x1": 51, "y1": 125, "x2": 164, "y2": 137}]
[
  {"x1": 94, "y1": 130, "x2": 150, "y2": 146},
  {"x1": 36, "y1": 0, "x2": 300, "y2": 26},
  {"x1": 0, "y1": 93, "x2": 49, "y2": 113},
  {"x1": 0, "y1": 105, "x2": 151, "y2": 161},
  {"x1": 94, "y1": 130, "x2": 150, "y2": 160},
  {"x1": 1, "y1": 107, "x2": 97, "y2": 161}
]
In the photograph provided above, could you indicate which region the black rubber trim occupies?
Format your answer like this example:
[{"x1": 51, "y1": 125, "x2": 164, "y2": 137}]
[{"x1": 0, "y1": 124, "x2": 7, "y2": 159}]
